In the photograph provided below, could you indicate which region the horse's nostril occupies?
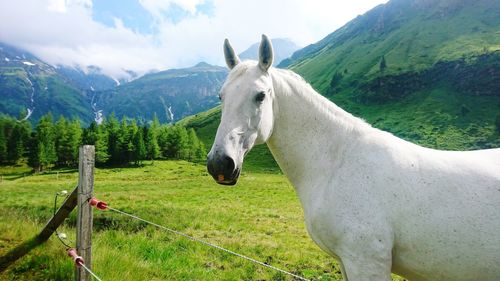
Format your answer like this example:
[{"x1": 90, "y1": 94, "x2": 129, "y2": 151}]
[{"x1": 223, "y1": 155, "x2": 235, "y2": 172}]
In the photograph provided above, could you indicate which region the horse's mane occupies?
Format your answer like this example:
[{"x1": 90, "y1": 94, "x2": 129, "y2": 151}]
[{"x1": 270, "y1": 66, "x2": 374, "y2": 135}]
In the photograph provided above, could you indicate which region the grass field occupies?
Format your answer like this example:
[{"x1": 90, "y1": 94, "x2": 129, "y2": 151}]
[
  {"x1": 0, "y1": 160, "x2": 408, "y2": 281},
  {"x1": 0, "y1": 161, "x2": 329, "y2": 281}
]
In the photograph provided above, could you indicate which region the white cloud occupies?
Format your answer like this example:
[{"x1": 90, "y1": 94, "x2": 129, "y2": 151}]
[
  {"x1": 139, "y1": 0, "x2": 205, "y2": 17},
  {"x1": 47, "y1": 0, "x2": 92, "y2": 13},
  {"x1": 0, "y1": 0, "x2": 388, "y2": 79},
  {"x1": 47, "y1": 0, "x2": 67, "y2": 13}
]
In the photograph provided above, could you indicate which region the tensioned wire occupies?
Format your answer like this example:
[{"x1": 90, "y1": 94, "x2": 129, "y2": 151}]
[
  {"x1": 106, "y1": 206, "x2": 311, "y2": 281},
  {"x1": 80, "y1": 263, "x2": 103, "y2": 281}
]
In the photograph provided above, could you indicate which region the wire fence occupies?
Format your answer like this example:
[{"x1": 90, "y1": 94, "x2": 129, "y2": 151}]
[
  {"x1": 106, "y1": 205, "x2": 311, "y2": 281},
  {"x1": 80, "y1": 263, "x2": 102, "y2": 281},
  {"x1": 52, "y1": 191, "x2": 311, "y2": 281}
]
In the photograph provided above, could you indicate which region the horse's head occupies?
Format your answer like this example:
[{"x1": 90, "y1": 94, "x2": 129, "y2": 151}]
[{"x1": 207, "y1": 35, "x2": 275, "y2": 185}]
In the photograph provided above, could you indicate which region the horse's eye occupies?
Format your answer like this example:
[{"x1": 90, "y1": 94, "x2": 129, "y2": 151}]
[
  {"x1": 218, "y1": 94, "x2": 222, "y2": 101},
  {"x1": 255, "y1": 91, "x2": 266, "y2": 103}
]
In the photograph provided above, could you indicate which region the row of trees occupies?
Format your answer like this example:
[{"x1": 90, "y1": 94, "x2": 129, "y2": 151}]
[{"x1": 0, "y1": 113, "x2": 206, "y2": 171}]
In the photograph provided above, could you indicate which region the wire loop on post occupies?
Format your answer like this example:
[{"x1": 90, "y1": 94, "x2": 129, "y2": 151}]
[{"x1": 89, "y1": 197, "x2": 108, "y2": 210}]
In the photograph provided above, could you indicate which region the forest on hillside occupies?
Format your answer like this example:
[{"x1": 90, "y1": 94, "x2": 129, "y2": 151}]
[{"x1": 0, "y1": 113, "x2": 206, "y2": 171}]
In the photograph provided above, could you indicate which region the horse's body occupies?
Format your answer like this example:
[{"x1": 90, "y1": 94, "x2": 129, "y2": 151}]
[{"x1": 207, "y1": 35, "x2": 500, "y2": 281}]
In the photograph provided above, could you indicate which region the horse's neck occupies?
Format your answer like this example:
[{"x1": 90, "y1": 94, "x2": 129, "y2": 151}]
[{"x1": 267, "y1": 70, "x2": 374, "y2": 201}]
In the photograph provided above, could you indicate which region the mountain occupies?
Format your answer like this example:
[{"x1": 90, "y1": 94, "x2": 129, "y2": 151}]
[
  {"x1": 55, "y1": 65, "x2": 123, "y2": 92},
  {"x1": 239, "y1": 38, "x2": 300, "y2": 66},
  {"x1": 0, "y1": 43, "x2": 94, "y2": 122},
  {"x1": 94, "y1": 62, "x2": 228, "y2": 123},
  {"x1": 0, "y1": 38, "x2": 296, "y2": 125},
  {"x1": 279, "y1": 0, "x2": 500, "y2": 150},
  {"x1": 0, "y1": 44, "x2": 228, "y2": 125}
]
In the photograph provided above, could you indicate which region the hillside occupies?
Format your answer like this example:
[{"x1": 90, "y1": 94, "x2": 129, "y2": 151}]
[
  {"x1": 280, "y1": 0, "x2": 500, "y2": 150},
  {"x1": 0, "y1": 43, "x2": 94, "y2": 123},
  {"x1": 94, "y1": 62, "x2": 227, "y2": 123},
  {"x1": 281, "y1": 0, "x2": 499, "y2": 86},
  {"x1": 55, "y1": 65, "x2": 123, "y2": 92},
  {"x1": 0, "y1": 44, "x2": 226, "y2": 125}
]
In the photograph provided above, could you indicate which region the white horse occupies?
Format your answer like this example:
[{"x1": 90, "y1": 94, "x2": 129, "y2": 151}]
[{"x1": 206, "y1": 35, "x2": 500, "y2": 281}]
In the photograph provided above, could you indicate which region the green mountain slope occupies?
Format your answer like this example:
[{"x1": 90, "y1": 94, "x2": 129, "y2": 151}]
[
  {"x1": 95, "y1": 62, "x2": 227, "y2": 123},
  {"x1": 281, "y1": 0, "x2": 499, "y2": 88},
  {"x1": 0, "y1": 43, "x2": 93, "y2": 123},
  {"x1": 281, "y1": 0, "x2": 500, "y2": 150}
]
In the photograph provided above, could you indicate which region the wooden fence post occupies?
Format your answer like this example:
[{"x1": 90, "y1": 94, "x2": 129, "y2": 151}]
[{"x1": 76, "y1": 145, "x2": 94, "y2": 281}]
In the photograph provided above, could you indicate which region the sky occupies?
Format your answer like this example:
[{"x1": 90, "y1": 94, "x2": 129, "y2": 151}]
[{"x1": 0, "y1": 0, "x2": 389, "y2": 79}]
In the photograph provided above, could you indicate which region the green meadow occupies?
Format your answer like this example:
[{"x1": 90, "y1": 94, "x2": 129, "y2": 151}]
[
  {"x1": 0, "y1": 161, "x2": 324, "y2": 280},
  {"x1": 0, "y1": 160, "x2": 408, "y2": 280}
]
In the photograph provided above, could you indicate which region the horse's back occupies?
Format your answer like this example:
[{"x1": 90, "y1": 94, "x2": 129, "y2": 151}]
[
  {"x1": 461, "y1": 147, "x2": 500, "y2": 169},
  {"x1": 429, "y1": 147, "x2": 500, "y2": 186},
  {"x1": 391, "y1": 145, "x2": 500, "y2": 281}
]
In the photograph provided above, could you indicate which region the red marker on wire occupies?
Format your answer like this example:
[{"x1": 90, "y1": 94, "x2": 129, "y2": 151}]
[
  {"x1": 67, "y1": 248, "x2": 84, "y2": 267},
  {"x1": 89, "y1": 197, "x2": 108, "y2": 210}
]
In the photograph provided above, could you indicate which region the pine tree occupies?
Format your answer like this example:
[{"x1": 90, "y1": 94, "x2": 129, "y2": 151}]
[
  {"x1": 36, "y1": 113, "x2": 57, "y2": 170},
  {"x1": 178, "y1": 126, "x2": 189, "y2": 159},
  {"x1": 68, "y1": 119, "x2": 82, "y2": 165},
  {"x1": 54, "y1": 116, "x2": 81, "y2": 167},
  {"x1": 82, "y1": 120, "x2": 109, "y2": 165},
  {"x1": 185, "y1": 128, "x2": 207, "y2": 161},
  {"x1": 55, "y1": 116, "x2": 72, "y2": 166},
  {"x1": 105, "y1": 113, "x2": 122, "y2": 164},
  {"x1": 95, "y1": 124, "x2": 110, "y2": 165},
  {"x1": 124, "y1": 118, "x2": 137, "y2": 164},
  {"x1": 158, "y1": 126, "x2": 170, "y2": 158},
  {"x1": 7, "y1": 122, "x2": 29, "y2": 164},
  {"x1": 27, "y1": 131, "x2": 40, "y2": 171},
  {"x1": 190, "y1": 128, "x2": 207, "y2": 161},
  {"x1": 146, "y1": 114, "x2": 161, "y2": 161},
  {"x1": 196, "y1": 141, "x2": 207, "y2": 161},
  {"x1": 83, "y1": 121, "x2": 99, "y2": 145},
  {"x1": 0, "y1": 117, "x2": 15, "y2": 163},
  {"x1": 133, "y1": 127, "x2": 147, "y2": 165},
  {"x1": 164, "y1": 126, "x2": 189, "y2": 159},
  {"x1": 0, "y1": 120, "x2": 7, "y2": 163},
  {"x1": 186, "y1": 128, "x2": 199, "y2": 160}
]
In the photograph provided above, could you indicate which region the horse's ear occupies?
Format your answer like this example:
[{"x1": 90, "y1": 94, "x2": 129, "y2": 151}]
[
  {"x1": 258, "y1": 34, "x2": 274, "y2": 72},
  {"x1": 223, "y1": 38, "x2": 240, "y2": 70}
]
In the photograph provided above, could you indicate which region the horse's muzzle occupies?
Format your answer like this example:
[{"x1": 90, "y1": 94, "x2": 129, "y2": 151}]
[{"x1": 207, "y1": 154, "x2": 241, "y2": 185}]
